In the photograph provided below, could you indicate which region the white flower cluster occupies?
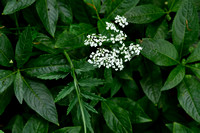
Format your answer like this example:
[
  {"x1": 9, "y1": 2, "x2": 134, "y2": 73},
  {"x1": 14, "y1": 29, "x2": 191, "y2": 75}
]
[{"x1": 84, "y1": 15, "x2": 143, "y2": 71}]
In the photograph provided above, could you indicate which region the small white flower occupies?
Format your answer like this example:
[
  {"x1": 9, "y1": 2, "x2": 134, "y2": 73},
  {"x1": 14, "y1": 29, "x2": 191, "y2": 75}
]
[{"x1": 114, "y1": 15, "x2": 128, "y2": 28}]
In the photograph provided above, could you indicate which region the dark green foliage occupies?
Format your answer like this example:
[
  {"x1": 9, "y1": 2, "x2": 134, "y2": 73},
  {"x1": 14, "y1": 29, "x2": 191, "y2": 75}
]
[{"x1": 0, "y1": 0, "x2": 200, "y2": 133}]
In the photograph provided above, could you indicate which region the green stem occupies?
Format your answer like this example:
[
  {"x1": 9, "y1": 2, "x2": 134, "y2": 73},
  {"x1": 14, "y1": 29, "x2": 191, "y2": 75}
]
[
  {"x1": 14, "y1": 13, "x2": 20, "y2": 34},
  {"x1": 63, "y1": 50, "x2": 87, "y2": 133}
]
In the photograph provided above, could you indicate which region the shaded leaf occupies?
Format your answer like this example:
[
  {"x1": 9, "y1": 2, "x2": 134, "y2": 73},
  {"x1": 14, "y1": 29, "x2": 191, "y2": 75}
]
[
  {"x1": 58, "y1": 0, "x2": 73, "y2": 24},
  {"x1": 110, "y1": 78, "x2": 121, "y2": 97},
  {"x1": 36, "y1": 0, "x2": 58, "y2": 37},
  {"x1": 0, "y1": 70, "x2": 15, "y2": 93},
  {"x1": 12, "y1": 115, "x2": 24, "y2": 133},
  {"x1": 73, "y1": 59, "x2": 96, "y2": 74},
  {"x1": 55, "y1": 83, "x2": 74, "y2": 102},
  {"x1": 3, "y1": 0, "x2": 36, "y2": 15},
  {"x1": 177, "y1": 76, "x2": 200, "y2": 123},
  {"x1": 101, "y1": 100, "x2": 132, "y2": 133},
  {"x1": 125, "y1": 4, "x2": 165, "y2": 24},
  {"x1": 188, "y1": 63, "x2": 200, "y2": 78},
  {"x1": 78, "y1": 78, "x2": 104, "y2": 87},
  {"x1": 53, "y1": 126, "x2": 81, "y2": 133},
  {"x1": 83, "y1": 101, "x2": 98, "y2": 114},
  {"x1": 84, "y1": 0, "x2": 101, "y2": 12},
  {"x1": 186, "y1": 42, "x2": 200, "y2": 63},
  {"x1": 141, "y1": 39, "x2": 179, "y2": 66},
  {"x1": 0, "y1": 33, "x2": 14, "y2": 67},
  {"x1": 37, "y1": 72, "x2": 69, "y2": 80},
  {"x1": 173, "y1": 122, "x2": 193, "y2": 133},
  {"x1": 67, "y1": 97, "x2": 78, "y2": 115},
  {"x1": 81, "y1": 91, "x2": 105, "y2": 101},
  {"x1": 23, "y1": 79, "x2": 59, "y2": 125},
  {"x1": 162, "y1": 65, "x2": 185, "y2": 91}
]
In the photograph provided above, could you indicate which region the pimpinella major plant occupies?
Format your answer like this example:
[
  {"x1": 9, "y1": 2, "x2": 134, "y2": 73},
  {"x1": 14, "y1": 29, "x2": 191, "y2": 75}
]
[{"x1": 0, "y1": 0, "x2": 200, "y2": 133}]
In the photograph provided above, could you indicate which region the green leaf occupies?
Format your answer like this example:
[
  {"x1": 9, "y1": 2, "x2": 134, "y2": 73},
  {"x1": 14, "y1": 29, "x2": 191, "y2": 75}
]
[
  {"x1": 101, "y1": 100, "x2": 132, "y2": 133},
  {"x1": 0, "y1": 70, "x2": 15, "y2": 93},
  {"x1": 23, "y1": 79, "x2": 59, "y2": 125},
  {"x1": 186, "y1": 42, "x2": 200, "y2": 63},
  {"x1": 12, "y1": 115, "x2": 24, "y2": 133},
  {"x1": 104, "y1": 0, "x2": 140, "y2": 20},
  {"x1": 161, "y1": 65, "x2": 185, "y2": 91},
  {"x1": 141, "y1": 39, "x2": 179, "y2": 66},
  {"x1": 188, "y1": 63, "x2": 200, "y2": 78},
  {"x1": 146, "y1": 19, "x2": 168, "y2": 39},
  {"x1": 172, "y1": 0, "x2": 199, "y2": 56},
  {"x1": 3, "y1": 0, "x2": 36, "y2": 15},
  {"x1": 168, "y1": 0, "x2": 182, "y2": 12},
  {"x1": 36, "y1": 0, "x2": 58, "y2": 37},
  {"x1": 82, "y1": 106, "x2": 94, "y2": 133},
  {"x1": 15, "y1": 27, "x2": 33, "y2": 68},
  {"x1": 55, "y1": 83, "x2": 74, "y2": 102},
  {"x1": 0, "y1": 33, "x2": 14, "y2": 67},
  {"x1": 81, "y1": 91, "x2": 105, "y2": 101},
  {"x1": 22, "y1": 116, "x2": 49, "y2": 133},
  {"x1": 84, "y1": 0, "x2": 101, "y2": 12},
  {"x1": 173, "y1": 122, "x2": 193, "y2": 133},
  {"x1": 0, "y1": 86, "x2": 13, "y2": 115},
  {"x1": 58, "y1": 0, "x2": 73, "y2": 24},
  {"x1": 177, "y1": 76, "x2": 200, "y2": 123},
  {"x1": 14, "y1": 71, "x2": 26, "y2": 104},
  {"x1": 67, "y1": 97, "x2": 78, "y2": 115},
  {"x1": 73, "y1": 59, "x2": 96, "y2": 74},
  {"x1": 111, "y1": 97, "x2": 152, "y2": 123},
  {"x1": 37, "y1": 72, "x2": 68, "y2": 80},
  {"x1": 110, "y1": 78, "x2": 121, "y2": 97},
  {"x1": 55, "y1": 23, "x2": 95, "y2": 49},
  {"x1": 78, "y1": 78, "x2": 104, "y2": 87},
  {"x1": 140, "y1": 62, "x2": 162, "y2": 104},
  {"x1": 0, "y1": 130, "x2": 4, "y2": 133},
  {"x1": 124, "y1": 4, "x2": 166, "y2": 24},
  {"x1": 53, "y1": 126, "x2": 81, "y2": 133},
  {"x1": 24, "y1": 54, "x2": 70, "y2": 77},
  {"x1": 83, "y1": 101, "x2": 98, "y2": 114}
]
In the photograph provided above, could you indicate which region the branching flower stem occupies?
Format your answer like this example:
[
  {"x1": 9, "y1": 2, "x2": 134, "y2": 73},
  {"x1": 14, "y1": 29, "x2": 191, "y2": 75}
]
[{"x1": 64, "y1": 50, "x2": 87, "y2": 133}]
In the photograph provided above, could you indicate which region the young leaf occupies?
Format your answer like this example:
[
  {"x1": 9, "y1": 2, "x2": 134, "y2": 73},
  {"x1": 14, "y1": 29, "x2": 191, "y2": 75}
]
[
  {"x1": 78, "y1": 78, "x2": 104, "y2": 87},
  {"x1": 161, "y1": 65, "x2": 185, "y2": 91},
  {"x1": 36, "y1": 0, "x2": 58, "y2": 37},
  {"x1": 177, "y1": 76, "x2": 200, "y2": 123},
  {"x1": 186, "y1": 42, "x2": 200, "y2": 63},
  {"x1": 3, "y1": 0, "x2": 36, "y2": 15},
  {"x1": 55, "y1": 83, "x2": 74, "y2": 102},
  {"x1": 15, "y1": 27, "x2": 33, "y2": 68},
  {"x1": 172, "y1": 0, "x2": 199, "y2": 56},
  {"x1": 188, "y1": 63, "x2": 200, "y2": 78},
  {"x1": 53, "y1": 126, "x2": 81, "y2": 133},
  {"x1": 140, "y1": 62, "x2": 162, "y2": 104},
  {"x1": 14, "y1": 71, "x2": 26, "y2": 104},
  {"x1": 111, "y1": 97, "x2": 152, "y2": 123},
  {"x1": 101, "y1": 100, "x2": 133, "y2": 133},
  {"x1": 24, "y1": 54, "x2": 70, "y2": 77},
  {"x1": 0, "y1": 33, "x2": 14, "y2": 67},
  {"x1": 22, "y1": 116, "x2": 49, "y2": 133},
  {"x1": 23, "y1": 79, "x2": 59, "y2": 125},
  {"x1": 12, "y1": 115, "x2": 24, "y2": 133},
  {"x1": 124, "y1": 4, "x2": 166, "y2": 24},
  {"x1": 141, "y1": 39, "x2": 179, "y2": 66},
  {"x1": 173, "y1": 122, "x2": 193, "y2": 133},
  {"x1": 0, "y1": 70, "x2": 15, "y2": 93},
  {"x1": 55, "y1": 23, "x2": 95, "y2": 49},
  {"x1": 104, "y1": 0, "x2": 140, "y2": 20}
]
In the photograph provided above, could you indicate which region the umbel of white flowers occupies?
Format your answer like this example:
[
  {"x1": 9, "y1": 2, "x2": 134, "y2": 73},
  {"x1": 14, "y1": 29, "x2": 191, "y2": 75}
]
[{"x1": 84, "y1": 15, "x2": 143, "y2": 71}]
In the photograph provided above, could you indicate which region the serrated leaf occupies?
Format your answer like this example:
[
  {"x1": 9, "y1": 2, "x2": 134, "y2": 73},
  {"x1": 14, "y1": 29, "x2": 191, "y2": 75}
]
[
  {"x1": 55, "y1": 83, "x2": 74, "y2": 102},
  {"x1": 82, "y1": 106, "x2": 94, "y2": 133},
  {"x1": 58, "y1": 0, "x2": 73, "y2": 24},
  {"x1": 188, "y1": 63, "x2": 200, "y2": 78},
  {"x1": 141, "y1": 39, "x2": 179, "y2": 66},
  {"x1": 162, "y1": 65, "x2": 185, "y2": 91},
  {"x1": 55, "y1": 23, "x2": 95, "y2": 49},
  {"x1": 105, "y1": 0, "x2": 140, "y2": 20},
  {"x1": 172, "y1": 0, "x2": 199, "y2": 56},
  {"x1": 15, "y1": 27, "x2": 33, "y2": 68},
  {"x1": 22, "y1": 116, "x2": 49, "y2": 133},
  {"x1": 23, "y1": 79, "x2": 58, "y2": 125},
  {"x1": 187, "y1": 42, "x2": 200, "y2": 63},
  {"x1": 73, "y1": 59, "x2": 96, "y2": 74},
  {"x1": 79, "y1": 78, "x2": 104, "y2": 87},
  {"x1": 36, "y1": 0, "x2": 58, "y2": 37},
  {"x1": 12, "y1": 115, "x2": 24, "y2": 133},
  {"x1": 53, "y1": 126, "x2": 81, "y2": 133},
  {"x1": 173, "y1": 122, "x2": 193, "y2": 133},
  {"x1": 24, "y1": 54, "x2": 70, "y2": 77},
  {"x1": 3, "y1": 0, "x2": 36, "y2": 15},
  {"x1": 177, "y1": 76, "x2": 200, "y2": 123},
  {"x1": 67, "y1": 97, "x2": 78, "y2": 115},
  {"x1": 146, "y1": 19, "x2": 168, "y2": 39},
  {"x1": 140, "y1": 62, "x2": 162, "y2": 104},
  {"x1": 124, "y1": 4, "x2": 166, "y2": 24},
  {"x1": 83, "y1": 101, "x2": 98, "y2": 114},
  {"x1": 81, "y1": 91, "x2": 105, "y2": 101},
  {"x1": 0, "y1": 86, "x2": 13, "y2": 115},
  {"x1": 0, "y1": 70, "x2": 15, "y2": 93},
  {"x1": 0, "y1": 33, "x2": 14, "y2": 67},
  {"x1": 111, "y1": 97, "x2": 152, "y2": 123},
  {"x1": 37, "y1": 72, "x2": 69, "y2": 80},
  {"x1": 101, "y1": 100, "x2": 132, "y2": 133},
  {"x1": 14, "y1": 71, "x2": 26, "y2": 104}
]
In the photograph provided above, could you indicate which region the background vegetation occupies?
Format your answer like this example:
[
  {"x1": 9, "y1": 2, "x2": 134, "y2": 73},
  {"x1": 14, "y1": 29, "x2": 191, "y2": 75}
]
[{"x1": 0, "y1": 0, "x2": 200, "y2": 132}]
